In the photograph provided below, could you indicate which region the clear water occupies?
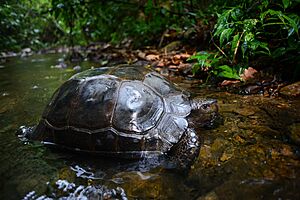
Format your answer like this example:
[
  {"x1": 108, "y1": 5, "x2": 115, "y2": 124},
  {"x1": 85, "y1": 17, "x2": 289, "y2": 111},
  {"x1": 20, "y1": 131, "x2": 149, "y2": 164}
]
[{"x1": 0, "y1": 54, "x2": 300, "y2": 199}]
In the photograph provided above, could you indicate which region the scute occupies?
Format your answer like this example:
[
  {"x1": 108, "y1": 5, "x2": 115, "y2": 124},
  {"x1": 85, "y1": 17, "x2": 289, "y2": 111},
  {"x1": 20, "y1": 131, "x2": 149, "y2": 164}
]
[
  {"x1": 44, "y1": 79, "x2": 80, "y2": 128},
  {"x1": 112, "y1": 81, "x2": 164, "y2": 133},
  {"x1": 158, "y1": 115, "x2": 188, "y2": 144},
  {"x1": 143, "y1": 72, "x2": 186, "y2": 96},
  {"x1": 46, "y1": 75, "x2": 120, "y2": 130},
  {"x1": 164, "y1": 94, "x2": 191, "y2": 116}
]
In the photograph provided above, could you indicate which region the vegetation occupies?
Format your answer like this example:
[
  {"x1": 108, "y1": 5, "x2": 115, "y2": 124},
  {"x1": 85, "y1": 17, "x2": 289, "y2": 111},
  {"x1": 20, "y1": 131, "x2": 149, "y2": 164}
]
[
  {"x1": 1, "y1": 0, "x2": 299, "y2": 81},
  {"x1": 189, "y1": 0, "x2": 300, "y2": 80},
  {"x1": 0, "y1": 0, "x2": 61, "y2": 51}
]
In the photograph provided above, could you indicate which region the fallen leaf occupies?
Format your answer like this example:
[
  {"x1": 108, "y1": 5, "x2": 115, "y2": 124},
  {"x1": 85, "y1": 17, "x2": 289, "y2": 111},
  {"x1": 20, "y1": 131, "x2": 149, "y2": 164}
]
[
  {"x1": 220, "y1": 80, "x2": 240, "y2": 86},
  {"x1": 173, "y1": 53, "x2": 191, "y2": 60},
  {"x1": 240, "y1": 67, "x2": 258, "y2": 81},
  {"x1": 145, "y1": 54, "x2": 160, "y2": 61}
]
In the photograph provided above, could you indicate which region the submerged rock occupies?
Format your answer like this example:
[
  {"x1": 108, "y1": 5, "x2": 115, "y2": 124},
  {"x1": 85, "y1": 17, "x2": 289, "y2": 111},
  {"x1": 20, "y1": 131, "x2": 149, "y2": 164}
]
[
  {"x1": 279, "y1": 81, "x2": 300, "y2": 98},
  {"x1": 288, "y1": 123, "x2": 300, "y2": 145}
]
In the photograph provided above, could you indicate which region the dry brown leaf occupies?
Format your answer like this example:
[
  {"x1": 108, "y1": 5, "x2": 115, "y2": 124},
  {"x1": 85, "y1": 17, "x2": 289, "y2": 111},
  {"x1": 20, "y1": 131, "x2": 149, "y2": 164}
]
[
  {"x1": 173, "y1": 53, "x2": 191, "y2": 60},
  {"x1": 157, "y1": 61, "x2": 165, "y2": 67},
  {"x1": 240, "y1": 67, "x2": 258, "y2": 81},
  {"x1": 145, "y1": 54, "x2": 160, "y2": 61},
  {"x1": 220, "y1": 80, "x2": 240, "y2": 86}
]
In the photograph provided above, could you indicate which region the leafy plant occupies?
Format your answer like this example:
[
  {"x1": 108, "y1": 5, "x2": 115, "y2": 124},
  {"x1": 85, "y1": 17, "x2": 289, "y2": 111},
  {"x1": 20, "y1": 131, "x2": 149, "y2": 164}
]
[
  {"x1": 0, "y1": 0, "x2": 59, "y2": 51},
  {"x1": 188, "y1": 51, "x2": 244, "y2": 80},
  {"x1": 186, "y1": 0, "x2": 299, "y2": 80},
  {"x1": 213, "y1": 6, "x2": 270, "y2": 64},
  {"x1": 213, "y1": 0, "x2": 299, "y2": 64}
]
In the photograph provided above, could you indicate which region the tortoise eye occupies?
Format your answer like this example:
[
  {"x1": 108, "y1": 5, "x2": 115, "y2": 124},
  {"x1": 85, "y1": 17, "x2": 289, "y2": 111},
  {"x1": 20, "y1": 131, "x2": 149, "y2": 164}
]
[{"x1": 201, "y1": 104, "x2": 210, "y2": 110}]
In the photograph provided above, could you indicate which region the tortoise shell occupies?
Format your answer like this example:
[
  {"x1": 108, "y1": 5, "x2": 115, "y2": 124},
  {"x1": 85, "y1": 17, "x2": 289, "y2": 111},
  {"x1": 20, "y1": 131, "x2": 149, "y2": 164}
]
[{"x1": 32, "y1": 65, "x2": 194, "y2": 158}]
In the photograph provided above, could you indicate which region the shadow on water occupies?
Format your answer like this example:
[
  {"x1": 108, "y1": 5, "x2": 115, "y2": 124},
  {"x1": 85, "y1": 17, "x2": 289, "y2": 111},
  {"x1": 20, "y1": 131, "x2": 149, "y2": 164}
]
[{"x1": 0, "y1": 53, "x2": 300, "y2": 199}]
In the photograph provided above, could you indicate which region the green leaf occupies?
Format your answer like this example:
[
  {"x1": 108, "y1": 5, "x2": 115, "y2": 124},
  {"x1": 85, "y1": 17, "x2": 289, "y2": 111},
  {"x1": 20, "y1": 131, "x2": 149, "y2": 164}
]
[
  {"x1": 282, "y1": 14, "x2": 299, "y2": 34},
  {"x1": 219, "y1": 28, "x2": 233, "y2": 46},
  {"x1": 282, "y1": 0, "x2": 290, "y2": 9},
  {"x1": 272, "y1": 47, "x2": 286, "y2": 58},
  {"x1": 261, "y1": 9, "x2": 298, "y2": 35},
  {"x1": 230, "y1": 8, "x2": 242, "y2": 21},
  {"x1": 244, "y1": 32, "x2": 254, "y2": 42},
  {"x1": 214, "y1": 23, "x2": 227, "y2": 37},
  {"x1": 243, "y1": 19, "x2": 258, "y2": 32},
  {"x1": 192, "y1": 63, "x2": 201, "y2": 75},
  {"x1": 213, "y1": 65, "x2": 241, "y2": 80}
]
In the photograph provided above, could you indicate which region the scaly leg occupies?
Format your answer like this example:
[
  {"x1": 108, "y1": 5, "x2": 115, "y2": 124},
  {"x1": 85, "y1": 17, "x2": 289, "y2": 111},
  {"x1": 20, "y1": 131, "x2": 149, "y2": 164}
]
[{"x1": 168, "y1": 128, "x2": 200, "y2": 169}]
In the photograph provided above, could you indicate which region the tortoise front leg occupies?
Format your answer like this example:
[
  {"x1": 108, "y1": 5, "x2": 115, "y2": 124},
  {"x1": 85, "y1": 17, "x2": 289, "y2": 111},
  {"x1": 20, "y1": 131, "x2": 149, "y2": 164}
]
[{"x1": 168, "y1": 128, "x2": 200, "y2": 169}]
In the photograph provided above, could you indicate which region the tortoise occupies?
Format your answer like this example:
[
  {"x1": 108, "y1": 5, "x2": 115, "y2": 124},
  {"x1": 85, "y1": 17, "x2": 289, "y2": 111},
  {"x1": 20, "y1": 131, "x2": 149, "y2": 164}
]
[{"x1": 19, "y1": 65, "x2": 218, "y2": 168}]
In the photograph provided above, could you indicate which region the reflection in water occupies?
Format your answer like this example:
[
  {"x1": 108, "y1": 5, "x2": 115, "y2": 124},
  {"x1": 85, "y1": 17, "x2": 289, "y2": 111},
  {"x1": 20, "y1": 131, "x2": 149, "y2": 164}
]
[
  {"x1": 70, "y1": 165, "x2": 105, "y2": 180},
  {"x1": 0, "y1": 54, "x2": 300, "y2": 199}
]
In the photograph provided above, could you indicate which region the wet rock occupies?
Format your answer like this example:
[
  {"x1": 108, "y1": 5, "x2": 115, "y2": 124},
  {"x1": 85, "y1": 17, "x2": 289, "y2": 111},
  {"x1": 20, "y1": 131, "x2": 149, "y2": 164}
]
[
  {"x1": 21, "y1": 48, "x2": 33, "y2": 57},
  {"x1": 2, "y1": 92, "x2": 9, "y2": 96},
  {"x1": 31, "y1": 85, "x2": 39, "y2": 90},
  {"x1": 219, "y1": 103, "x2": 259, "y2": 117},
  {"x1": 161, "y1": 41, "x2": 182, "y2": 53},
  {"x1": 279, "y1": 81, "x2": 300, "y2": 98},
  {"x1": 288, "y1": 123, "x2": 300, "y2": 145},
  {"x1": 270, "y1": 144, "x2": 294, "y2": 158},
  {"x1": 73, "y1": 65, "x2": 81, "y2": 71},
  {"x1": 197, "y1": 191, "x2": 219, "y2": 200},
  {"x1": 112, "y1": 171, "x2": 162, "y2": 199},
  {"x1": 211, "y1": 138, "x2": 229, "y2": 153},
  {"x1": 234, "y1": 107, "x2": 256, "y2": 117},
  {"x1": 220, "y1": 150, "x2": 234, "y2": 162},
  {"x1": 51, "y1": 62, "x2": 67, "y2": 69},
  {"x1": 58, "y1": 167, "x2": 76, "y2": 182},
  {"x1": 199, "y1": 145, "x2": 215, "y2": 166}
]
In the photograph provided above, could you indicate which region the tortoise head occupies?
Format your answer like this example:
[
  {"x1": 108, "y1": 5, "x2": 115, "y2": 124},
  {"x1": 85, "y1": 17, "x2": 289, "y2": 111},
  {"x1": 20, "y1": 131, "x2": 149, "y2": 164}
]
[{"x1": 190, "y1": 98, "x2": 219, "y2": 128}]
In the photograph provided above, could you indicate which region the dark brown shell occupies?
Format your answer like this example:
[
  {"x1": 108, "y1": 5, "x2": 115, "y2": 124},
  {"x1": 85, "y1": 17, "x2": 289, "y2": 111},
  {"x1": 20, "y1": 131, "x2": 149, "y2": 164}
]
[{"x1": 32, "y1": 65, "x2": 192, "y2": 157}]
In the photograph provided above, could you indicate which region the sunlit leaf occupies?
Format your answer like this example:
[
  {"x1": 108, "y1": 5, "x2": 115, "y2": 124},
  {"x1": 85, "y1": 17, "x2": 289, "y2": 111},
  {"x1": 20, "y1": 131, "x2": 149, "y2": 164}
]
[
  {"x1": 282, "y1": 0, "x2": 290, "y2": 9},
  {"x1": 282, "y1": 14, "x2": 299, "y2": 34},
  {"x1": 220, "y1": 28, "x2": 233, "y2": 46},
  {"x1": 213, "y1": 65, "x2": 241, "y2": 80}
]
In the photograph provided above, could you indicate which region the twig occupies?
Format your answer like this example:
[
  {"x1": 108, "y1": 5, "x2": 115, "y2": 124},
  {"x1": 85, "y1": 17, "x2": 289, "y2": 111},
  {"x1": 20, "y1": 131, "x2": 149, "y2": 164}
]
[
  {"x1": 210, "y1": 32, "x2": 229, "y2": 62},
  {"x1": 232, "y1": 31, "x2": 245, "y2": 64}
]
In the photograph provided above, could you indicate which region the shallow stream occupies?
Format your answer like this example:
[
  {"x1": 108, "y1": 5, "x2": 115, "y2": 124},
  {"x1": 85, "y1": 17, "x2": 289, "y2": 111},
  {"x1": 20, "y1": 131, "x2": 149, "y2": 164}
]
[{"x1": 0, "y1": 54, "x2": 299, "y2": 199}]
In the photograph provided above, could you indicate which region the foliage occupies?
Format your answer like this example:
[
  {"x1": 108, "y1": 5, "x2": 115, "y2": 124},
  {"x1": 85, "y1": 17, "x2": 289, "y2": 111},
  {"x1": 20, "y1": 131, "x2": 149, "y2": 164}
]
[
  {"x1": 0, "y1": 0, "x2": 60, "y2": 51},
  {"x1": 1, "y1": 0, "x2": 299, "y2": 82},
  {"x1": 48, "y1": 0, "x2": 206, "y2": 47},
  {"x1": 1, "y1": 0, "x2": 214, "y2": 51},
  {"x1": 213, "y1": 0, "x2": 299, "y2": 64},
  {"x1": 188, "y1": 51, "x2": 243, "y2": 80},
  {"x1": 190, "y1": 0, "x2": 299, "y2": 80}
]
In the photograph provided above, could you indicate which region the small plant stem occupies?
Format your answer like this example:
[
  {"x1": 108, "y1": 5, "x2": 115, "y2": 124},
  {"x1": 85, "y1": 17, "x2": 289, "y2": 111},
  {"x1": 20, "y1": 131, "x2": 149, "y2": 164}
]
[
  {"x1": 232, "y1": 31, "x2": 245, "y2": 64},
  {"x1": 210, "y1": 32, "x2": 229, "y2": 62}
]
